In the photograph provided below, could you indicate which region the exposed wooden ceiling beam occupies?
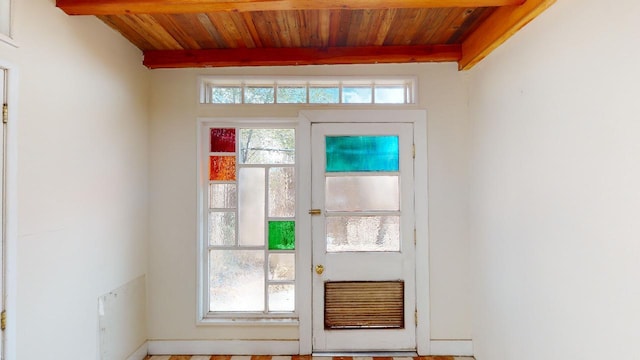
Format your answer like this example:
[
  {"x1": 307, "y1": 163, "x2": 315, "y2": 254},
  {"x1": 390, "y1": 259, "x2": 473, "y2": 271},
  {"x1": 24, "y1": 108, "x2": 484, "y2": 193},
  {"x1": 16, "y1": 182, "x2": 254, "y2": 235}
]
[
  {"x1": 458, "y1": 0, "x2": 556, "y2": 70},
  {"x1": 143, "y1": 45, "x2": 461, "y2": 68},
  {"x1": 57, "y1": 0, "x2": 525, "y2": 16}
]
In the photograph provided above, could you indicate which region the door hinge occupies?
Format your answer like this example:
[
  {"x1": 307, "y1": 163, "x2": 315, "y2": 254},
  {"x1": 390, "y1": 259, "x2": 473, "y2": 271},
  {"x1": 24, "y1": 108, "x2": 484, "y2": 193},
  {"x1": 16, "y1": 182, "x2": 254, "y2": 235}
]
[
  {"x1": 415, "y1": 309, "x2": 418, "y2": 326},
  {"x1": 2, "y1": 104, "x2": 7, "y2": 124},
  {"x1": 1, "y1": 310, "x2": 6, "y2": 331},
  {"x1": 412, "y1": 144, "x2": 415, "y2": 159},
  {"x1": 414, "y1": 228, "x2": 417, "y2": 246}
]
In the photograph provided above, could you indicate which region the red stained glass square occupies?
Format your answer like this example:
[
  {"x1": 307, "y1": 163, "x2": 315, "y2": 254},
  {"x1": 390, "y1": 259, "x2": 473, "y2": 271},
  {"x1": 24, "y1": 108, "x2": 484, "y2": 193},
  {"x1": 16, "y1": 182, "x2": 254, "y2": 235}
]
[
  {"x1": 210, "y1": 156, "x2": 236, "y2": 181},
  {"x1": 210, "y1": 128, "x2": 236, "y2": 153}
]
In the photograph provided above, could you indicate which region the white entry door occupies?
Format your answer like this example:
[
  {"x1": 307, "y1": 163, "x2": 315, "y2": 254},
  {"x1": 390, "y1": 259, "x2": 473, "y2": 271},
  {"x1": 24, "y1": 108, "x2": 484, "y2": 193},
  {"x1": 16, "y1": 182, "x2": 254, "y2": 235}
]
[{"x1": 311, "y1": 121, "x2": 416, "y2": 352}]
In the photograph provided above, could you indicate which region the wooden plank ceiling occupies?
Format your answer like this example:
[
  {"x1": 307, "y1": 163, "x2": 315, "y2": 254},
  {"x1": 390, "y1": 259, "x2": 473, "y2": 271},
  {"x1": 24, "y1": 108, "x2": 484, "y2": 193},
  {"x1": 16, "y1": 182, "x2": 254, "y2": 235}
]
[{"x1": 56, "y1": 0, "x2": 555, "y2": 70}]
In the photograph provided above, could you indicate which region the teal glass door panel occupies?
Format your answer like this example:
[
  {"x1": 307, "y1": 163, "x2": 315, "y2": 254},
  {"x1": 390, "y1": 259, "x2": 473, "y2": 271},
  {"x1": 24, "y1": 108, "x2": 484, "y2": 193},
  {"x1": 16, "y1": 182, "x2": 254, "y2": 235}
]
[{"x1": 325, "y1": 135, "x2": 399, "y2": 172}]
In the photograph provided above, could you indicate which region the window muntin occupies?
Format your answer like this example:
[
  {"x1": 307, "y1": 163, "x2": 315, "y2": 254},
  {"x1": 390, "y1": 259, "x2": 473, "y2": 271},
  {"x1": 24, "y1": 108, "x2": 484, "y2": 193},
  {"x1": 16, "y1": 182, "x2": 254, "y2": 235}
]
[
  {"x1": 204, "y1": 126, "x2": 296, "y2": 317},
  {"x1": 200, "y1": 76, "x2": 416, "y2": 105}
]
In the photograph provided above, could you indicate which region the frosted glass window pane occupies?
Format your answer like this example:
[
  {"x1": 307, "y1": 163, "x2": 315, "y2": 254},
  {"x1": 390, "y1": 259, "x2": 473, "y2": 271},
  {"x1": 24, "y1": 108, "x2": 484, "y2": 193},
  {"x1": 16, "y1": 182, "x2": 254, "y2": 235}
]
[
  {"x1": 245, "y1": 86, "x2": 275, "y2": 104},
  {"x1": 209, "y1": 212, "x2": 236, "y2": 246},
  {"x1": 210, "y1": 250, "x2": 265, "y2": 311},
  {"x1": 375, "y1": 86, "x2": 405, "y2": 104},
  {"x1": 277, "y1": 86, "x2": 307, "y2": 103},
  {"x1": 269, "y1": 167, "x2": 295, "y2": 217},
  {"x1": 268, "y1": 284, "x2": 295, "y2": 312},
  {"x1": 239, "y1": 129, "x2": 295, "y2": 164},
  {"x1": 238, "y1": 168, "x2": 265, "y2": 246},
  {"x1": 268, "y1": 253, "x2": 295, "y2": 280},
  {"x1": 342, "y1": 86, "x2": 372, "y2": 104},
  {"x1": 209, "y1": 156, "x2": 236, "y2": 181},
  {"x1": 209, "y1": 184, "x2": 237, "y2": 209},
  {"x1": 211, "y1": 86, "x2": 242, "y2": 104},
  {"x1": 326, "y1": 136, "x2": 399, "y2": 172},
  {"x1": 310, "y1": 87, "x2": 339, "y2": 103},
  {"x1": 326, "y1": 216, "x2": 400, "y2": 252},
  {"x1": 326, "y1": 176, "x2": 399, "y2": 212}
]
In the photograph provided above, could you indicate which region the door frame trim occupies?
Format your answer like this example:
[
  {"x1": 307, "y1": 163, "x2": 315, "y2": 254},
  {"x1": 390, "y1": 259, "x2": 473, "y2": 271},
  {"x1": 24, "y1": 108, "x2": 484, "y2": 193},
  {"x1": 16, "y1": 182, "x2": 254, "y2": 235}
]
[
  {"x1": 298, "y1": 110, "x2": 429, "y2": 355},
  {"x1": 0, "y1": 60, "x2": 18, "y2": 360}
]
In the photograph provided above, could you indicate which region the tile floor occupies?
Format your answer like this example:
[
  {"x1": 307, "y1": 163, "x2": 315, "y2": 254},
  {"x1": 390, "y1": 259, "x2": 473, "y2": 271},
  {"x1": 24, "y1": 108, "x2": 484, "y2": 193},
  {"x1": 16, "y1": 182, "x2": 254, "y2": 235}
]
[{"x1": 145, "y1": 356, "x2": 474, "y2": 360}]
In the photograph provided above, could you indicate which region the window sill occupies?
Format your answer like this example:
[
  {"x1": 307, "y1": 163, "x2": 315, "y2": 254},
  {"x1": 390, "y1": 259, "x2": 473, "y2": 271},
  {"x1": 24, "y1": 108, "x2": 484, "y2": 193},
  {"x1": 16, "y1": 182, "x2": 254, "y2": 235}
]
[{"x1": 198, "y1": 316, "x2": 299, "y2": 326}]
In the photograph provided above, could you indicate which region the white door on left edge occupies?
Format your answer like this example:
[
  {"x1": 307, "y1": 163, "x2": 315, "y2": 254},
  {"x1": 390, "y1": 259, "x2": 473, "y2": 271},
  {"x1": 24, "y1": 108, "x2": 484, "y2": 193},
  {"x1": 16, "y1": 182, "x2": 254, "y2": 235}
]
[{"x1": 311, "y1": 121, "x2": 416, "y2": 352}]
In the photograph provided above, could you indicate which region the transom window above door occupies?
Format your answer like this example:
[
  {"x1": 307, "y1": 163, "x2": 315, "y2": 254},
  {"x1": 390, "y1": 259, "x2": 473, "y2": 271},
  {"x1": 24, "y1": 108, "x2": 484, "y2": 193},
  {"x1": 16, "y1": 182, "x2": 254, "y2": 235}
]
[{"x1": 199, "y1": 76, "x2": 417, "y2": 105}]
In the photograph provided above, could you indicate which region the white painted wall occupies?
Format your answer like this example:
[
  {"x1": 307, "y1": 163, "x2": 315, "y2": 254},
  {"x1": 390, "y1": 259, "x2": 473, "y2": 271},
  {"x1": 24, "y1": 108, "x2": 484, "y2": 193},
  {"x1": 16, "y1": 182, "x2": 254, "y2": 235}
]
[
  {"x1": 468, "y1": 1, "x2": 640, "y2": 359},
  {"x1": 0, "y1": 0, "x2": 150, "y2": 358},
  {"x1": 99, "y1": 276, "x2": 147, "y2": 360},
  {"x1": 148, "y1": 63, "x2": 472, "y2": 343}
]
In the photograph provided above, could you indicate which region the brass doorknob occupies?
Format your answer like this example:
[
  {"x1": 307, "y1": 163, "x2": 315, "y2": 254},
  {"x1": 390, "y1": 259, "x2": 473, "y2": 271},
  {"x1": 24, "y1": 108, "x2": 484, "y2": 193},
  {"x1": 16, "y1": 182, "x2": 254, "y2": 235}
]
[{"x1": 315, "y1": 264, "x2": 324, "y2": 275}]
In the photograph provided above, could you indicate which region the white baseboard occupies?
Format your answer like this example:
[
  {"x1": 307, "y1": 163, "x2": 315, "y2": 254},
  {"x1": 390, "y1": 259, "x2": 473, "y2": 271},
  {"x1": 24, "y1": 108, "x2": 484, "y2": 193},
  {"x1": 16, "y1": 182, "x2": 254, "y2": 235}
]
[
  {"x1": 142, "y1": 339, "x2": 470, "y2": 356},
  {"x1": 148, "y1": 340, "x2": 299, "y2": 355},
  {"x1": 127, "y1": 341, "x2": 149, "y2": 360},
  {"x1": 429, "y1": 340, "x2": 473, "y2": 356}
]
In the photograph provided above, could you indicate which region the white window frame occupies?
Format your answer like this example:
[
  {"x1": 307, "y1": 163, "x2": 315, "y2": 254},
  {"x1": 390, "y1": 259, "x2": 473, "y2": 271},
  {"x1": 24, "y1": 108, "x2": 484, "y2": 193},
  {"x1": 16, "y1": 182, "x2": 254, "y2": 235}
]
[
  {"x1": 196, "y1": 118, "x2": 307, "y2": 325},
  {"x1": 0, "y1": 0, "x2": 15, "y2": 46},
  {"x1": 199, "y1": 76, "x2": 418, "y2": 105}
]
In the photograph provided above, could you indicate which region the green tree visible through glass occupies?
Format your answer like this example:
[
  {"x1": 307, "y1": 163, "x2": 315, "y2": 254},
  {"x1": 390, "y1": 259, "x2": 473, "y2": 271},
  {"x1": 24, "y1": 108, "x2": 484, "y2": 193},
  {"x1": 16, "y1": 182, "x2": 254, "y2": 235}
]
[
  {"x1": 239, "y1": 129, "x2": 295, "y2": 164},
  {"x1": 277, "y1": 86, "x2": 307, "y2": 103},
  {"x1": 211, "y1": 86, "x2": 242, "y2": 104},
  {"x1": 245, "y1": 86, "x2": 274, "y2": 104},
  {"x1": 310, "y1": 87, "x2": 339, "y2": 103}
]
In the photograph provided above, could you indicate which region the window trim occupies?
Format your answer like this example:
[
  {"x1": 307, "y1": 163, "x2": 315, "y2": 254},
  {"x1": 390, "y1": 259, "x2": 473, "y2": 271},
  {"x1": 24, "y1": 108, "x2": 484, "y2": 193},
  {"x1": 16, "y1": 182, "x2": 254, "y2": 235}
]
[
  {"x1": 0, "y1": 0, "x2": 16, "y2": 46},
  {"x1": 196, "y1": 118, "x2": 304, "y2": 325},
  {"x1": 199, "y1": 76, "x2": 418, "y2": 105}
]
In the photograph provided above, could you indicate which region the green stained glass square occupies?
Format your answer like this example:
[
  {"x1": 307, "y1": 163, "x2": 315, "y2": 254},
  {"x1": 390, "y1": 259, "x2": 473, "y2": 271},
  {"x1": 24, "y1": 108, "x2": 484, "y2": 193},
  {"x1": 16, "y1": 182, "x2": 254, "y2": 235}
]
[
  {"x1": 268, "y1": 221, "x2": 295, "y2": 250},
  {"x1": 326, "y1": 135, "x2": 399, "y2": 172}
]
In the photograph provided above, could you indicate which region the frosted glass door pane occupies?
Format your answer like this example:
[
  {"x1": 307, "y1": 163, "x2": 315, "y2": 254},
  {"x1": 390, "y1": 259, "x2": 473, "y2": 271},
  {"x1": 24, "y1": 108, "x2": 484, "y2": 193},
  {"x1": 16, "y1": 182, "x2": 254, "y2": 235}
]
[
  {"x1": 269, "y1": 167, "x2": 295, "y2": 217},
  {"x1": 238, "y1": 168, "x2": 265, "y2": 246},
  {"x1": 326, "y1": 216, "x2": 400, "y2": 252},
  {"x1": 326, "y1": 176, "x2": 399, "y2": 211},
  {"x1": 268, "y1": 284, "x2": 295, "y2": 311},
  {"x1": 210, "y1": 250, "x2": 265, "y2": 311}
]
